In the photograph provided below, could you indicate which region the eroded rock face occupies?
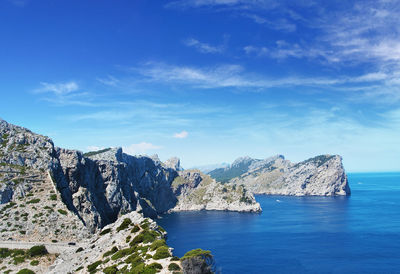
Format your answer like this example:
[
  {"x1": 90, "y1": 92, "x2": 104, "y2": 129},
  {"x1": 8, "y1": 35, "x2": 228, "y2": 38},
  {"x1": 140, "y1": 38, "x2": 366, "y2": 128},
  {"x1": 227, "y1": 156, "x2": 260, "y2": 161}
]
[
  {"x1": 209, "y1": 155, "x2": 351, "y2": 196},
  {"x1": 1, "y1": 119, "x2": 261, "y2": 236}
]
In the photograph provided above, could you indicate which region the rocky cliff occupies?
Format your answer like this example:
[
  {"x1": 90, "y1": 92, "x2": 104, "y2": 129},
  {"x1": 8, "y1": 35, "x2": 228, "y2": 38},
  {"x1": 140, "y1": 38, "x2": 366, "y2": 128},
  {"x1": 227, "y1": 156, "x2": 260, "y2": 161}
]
[
  {"x1": 208, "y1": 155, "x2": 350, "y2": 196},
  {"x1": 0, "y1": 119, "x2": 260, "y2": 237}
]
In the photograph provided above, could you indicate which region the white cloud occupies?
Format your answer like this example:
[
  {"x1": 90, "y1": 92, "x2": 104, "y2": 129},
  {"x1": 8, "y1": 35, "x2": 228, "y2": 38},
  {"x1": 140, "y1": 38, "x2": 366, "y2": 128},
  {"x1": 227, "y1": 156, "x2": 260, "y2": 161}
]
[
  {"x1": 183, "y1": 38, "x2": 223, "y2": 54},
  {"x1": 36, "y1": 81, "x2": 79, "y2": 95},
  {"x1": 123, "y1": 142, "x2": 162, "y2": 155},
  {"x1": 174, "y1": 130, "x2": 188, "y2": 138}
]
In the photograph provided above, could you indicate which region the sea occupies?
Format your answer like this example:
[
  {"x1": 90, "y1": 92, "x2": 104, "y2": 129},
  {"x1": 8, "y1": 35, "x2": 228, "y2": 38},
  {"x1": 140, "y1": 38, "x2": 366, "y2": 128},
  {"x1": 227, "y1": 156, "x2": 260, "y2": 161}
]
[{"x1": 157, "y1": 172, "x2": 400, "y2": 274}]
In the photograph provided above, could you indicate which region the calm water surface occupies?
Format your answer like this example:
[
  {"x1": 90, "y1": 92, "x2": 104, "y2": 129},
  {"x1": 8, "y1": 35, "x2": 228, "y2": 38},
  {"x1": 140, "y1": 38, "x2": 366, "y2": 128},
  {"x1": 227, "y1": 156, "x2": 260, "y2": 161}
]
[{"x1": 157, "y1": 173, "x2": 400, "y2": 273}]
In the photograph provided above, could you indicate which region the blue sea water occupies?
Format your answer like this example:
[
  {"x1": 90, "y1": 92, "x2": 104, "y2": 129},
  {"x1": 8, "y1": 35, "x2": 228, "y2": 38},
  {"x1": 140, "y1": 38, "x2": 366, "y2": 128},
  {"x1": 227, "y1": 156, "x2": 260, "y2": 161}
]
[{"x1": 157, "y1": 173, "x2": 400, "y2": 274}]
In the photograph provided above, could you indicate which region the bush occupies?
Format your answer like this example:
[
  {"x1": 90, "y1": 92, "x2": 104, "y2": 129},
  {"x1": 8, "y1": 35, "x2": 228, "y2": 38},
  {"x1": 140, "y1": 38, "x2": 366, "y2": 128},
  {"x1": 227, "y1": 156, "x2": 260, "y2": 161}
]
[
  {"x1": 0, "y1": 248, "x2": 11, "y2": 258},
  {"x1": 75, "y1": 247, "x2": 84, "y2": 253},
  {"x1": 27, "y1": 199, "x2": 40, "y2": 204},
  {"x1": 147, "y1": 263, "x2": 162, "y2": 270},
  {"x1": 111, "y1": 247, "x2": 135, "y2": 260},
  {"x1": 99, "y1": 228, "x2": 111, "y2": 235},
  {"x1": 30, "y1": 260, "x2": 39, "y2": 266},
  {"x1": 27, "y1": 245, "x2": 48, "y2": 257},
  {"x1": 168, "y1": 263, "x2": 181, "y2": 271},
  {"x1": 49, "y1": 194, "x2": 57, "y2": 201},
  {"x1": 130, "y1": 225, "x2": 140, "y2": 233},
  {"x1": 150, "y1": 239, "x2": 167, "y2": 251},
  {"x1": 130, "y1": 234, "x2": 144, "y2": 246},
  {"x1": 13, "y1": 256, "x2": 25, "y2": 264},
  {"x1": 103, "y1": 246, "x2": 118, "y2": 257},
  {"x1": 124, "y1": 254, "x2": 143, "y2": 266},
  {"x1": 57, "y1": 209, "x2": 67, "y2": 215},
  {"x1": 103, "y1": 265, "x2": 118, "y2": 274},
  {"x1": 87, "y1": 260, "x2": 102, "y2": 273},
  {"x1": 116, "y1": 218, "x2": 132, "y2": 232},
  {"x1": 16, "y1": 269, "x2": 35, "y2": 274},
  {"x1": 141, "y1": 230, "x2": 159, "y2": 243},
  {"x1": 153, "y1": 246, "x2": 170, "y2": 260}
]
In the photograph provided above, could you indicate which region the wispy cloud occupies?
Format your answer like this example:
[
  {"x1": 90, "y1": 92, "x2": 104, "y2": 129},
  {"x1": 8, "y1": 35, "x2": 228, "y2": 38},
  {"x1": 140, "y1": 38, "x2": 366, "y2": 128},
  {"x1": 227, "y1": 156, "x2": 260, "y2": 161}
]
[
  {"x1": 242, "y1": 13, "x2": 296, "y2": 32},
  {"x1": 97, "y1": 75, "x2": 120, "y2": 86},
  {"x1": 183, "y1": 38, "x2": 224, "y2": 54},
  {"x1": 123, "y1": 142, "x2": 162, "y2": 155},
  {"x1": 173, "y1": 130, "x2": 188, "y2": 138},
  {"x1": 35, "y1": 81, "x2": 79, "y2": 95},
  {"x1": 32, "y1": 81, "x2": 98, "y2": 106}
]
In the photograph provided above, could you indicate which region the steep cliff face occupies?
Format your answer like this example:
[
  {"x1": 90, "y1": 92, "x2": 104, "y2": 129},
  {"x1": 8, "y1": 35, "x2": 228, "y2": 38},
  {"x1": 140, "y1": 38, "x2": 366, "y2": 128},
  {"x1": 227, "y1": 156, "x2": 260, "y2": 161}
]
[
  {"x1": 1, "y1": 119, "x2": 260, "y2": 236},
  {"x1": 209, "y1": 155, "x2": 350, "y2": 196}
]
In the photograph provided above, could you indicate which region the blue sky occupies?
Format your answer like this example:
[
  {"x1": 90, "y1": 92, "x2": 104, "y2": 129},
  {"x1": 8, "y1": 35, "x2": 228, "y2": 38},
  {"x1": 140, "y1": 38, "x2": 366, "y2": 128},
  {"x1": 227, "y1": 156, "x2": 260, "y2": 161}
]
[{"x1": 0, "y1": 0, "x2": 399, "y2": 172}]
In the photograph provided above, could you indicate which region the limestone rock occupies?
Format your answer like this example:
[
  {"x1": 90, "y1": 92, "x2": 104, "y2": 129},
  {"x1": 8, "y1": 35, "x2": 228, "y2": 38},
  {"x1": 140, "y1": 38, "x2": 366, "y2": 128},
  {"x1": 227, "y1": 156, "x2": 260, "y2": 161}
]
[{"x1": 209, "y1": 154, "x2": 350, "y2": 196}]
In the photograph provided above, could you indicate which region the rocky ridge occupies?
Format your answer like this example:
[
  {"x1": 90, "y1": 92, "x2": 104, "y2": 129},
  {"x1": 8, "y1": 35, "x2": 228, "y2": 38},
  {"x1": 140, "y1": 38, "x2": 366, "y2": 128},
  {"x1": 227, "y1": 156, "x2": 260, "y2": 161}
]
[
  {"x1": 0, "y1": 118, "x2": 260, "y2": 237},
  {"x1": 209, "y1": 155, "x2": 350, "y2": 196}
]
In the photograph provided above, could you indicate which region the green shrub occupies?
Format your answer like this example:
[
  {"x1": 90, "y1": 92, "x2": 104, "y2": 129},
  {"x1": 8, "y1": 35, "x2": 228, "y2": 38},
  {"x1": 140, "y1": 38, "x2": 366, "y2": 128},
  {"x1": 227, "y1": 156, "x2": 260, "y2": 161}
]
[
  {"x1": 0, "y1": 248, "x2": 11, "y2": 258},
  {"x1": 103, "y1": 246, "x2": 118, "y2": 257},
  {"x1": 147, "y1": 262, "x2": 162, "y2": 270},
  {"x1": 12, "y1": 249, "x2": 25, "y2": 257},
  {"x1": 49, "y1": 194, "x2": 57, "y2": 201},
  {"x1": 142, "y1": 230, "x2": 159, "y2": 243},
  {"x1": 130, "y1": 225, "x2": 140, "y2": 233},
  {"x1": 13, "y1": 256, "x2": 25, "y2": 264},
  {"x1": 99, "y1": 228, "x2": 111, "y2": 235},
  {"x1": 124, "y1": 254, "x2": 143, "y2": 266},
  {"x1": 16, "y1": 269, "x2": 35, "y2": 274},
  {"x1": 30, "y1": 260, "x2": 39, "y2": 266},
  {"x1": 153, "y1": 246, "x2": 170, "y2": 260},
  {"x1": 170, "y1": 256, "x2": 180, "y2": 261},
  {"x1": 130, "y1": 234, "x2": 144, "y2": 246},
  {"x1": 111, "y1": 247, "x2": 135, "y2": 260},
  {"x1": 75, "y1": 247, "x2": 84, "y2": 253},
  {"x1": 116, "y1": 218, "x2": 132, "y2": 232},
  {"x1": 103, "y1": 265, "x2": 118, "y2": 274},
  {"x1": 75, "y1": 266, "x2": 83, "y2": 271},
  {"x1": 27, "y1": 199, "x2": 40, "y2": 204},
  {"x1": 125, "y1": 235, "x2": 131, "y2": 243},
  {"x1": 27, "y1": 245, "x2": 48, "y2": 257},
  {"x1": 168, "y1": 263, "x2": 181, "y2": 271},
  {"x1": 181, "y1": 248, "x2": 212, "y2": 260},
  {"x1": 150, "y1": 239, "x2": 166, "y2": 251},
  {"x1": 57, "y1": 209, "x2": 67, "y2": 215},
  {"x1": 87, "y1": 260, "x2": 102, "y2": 273}
]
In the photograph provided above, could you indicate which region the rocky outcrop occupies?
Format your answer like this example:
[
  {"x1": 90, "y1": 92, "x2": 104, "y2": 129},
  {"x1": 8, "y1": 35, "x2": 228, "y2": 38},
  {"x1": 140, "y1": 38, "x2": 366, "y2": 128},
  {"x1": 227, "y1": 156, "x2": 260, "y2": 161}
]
[
  {"x1": 209, "y1": 155, "x2": 350, "y2": 196},
  {"x1": 1, "y1": 119, "x2": 260, "y2": 237},
  {"x1": 171, "y1": 170, "x2": 261, "y2": 212}
]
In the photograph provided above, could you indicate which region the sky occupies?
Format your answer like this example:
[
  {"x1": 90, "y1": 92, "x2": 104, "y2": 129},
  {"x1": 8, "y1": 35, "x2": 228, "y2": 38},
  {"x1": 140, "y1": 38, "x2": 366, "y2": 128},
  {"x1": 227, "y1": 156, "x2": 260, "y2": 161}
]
[{"x1": 0, "y1": 0, "x2": 399, "y2": 172}]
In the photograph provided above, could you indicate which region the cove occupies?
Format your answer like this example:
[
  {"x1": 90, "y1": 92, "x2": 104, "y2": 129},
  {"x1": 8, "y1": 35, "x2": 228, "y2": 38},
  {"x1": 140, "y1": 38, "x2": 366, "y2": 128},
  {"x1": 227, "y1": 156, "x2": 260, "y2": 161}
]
[{"x1": 157, "y1": 173, "x2": 400, "y2": 273}]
